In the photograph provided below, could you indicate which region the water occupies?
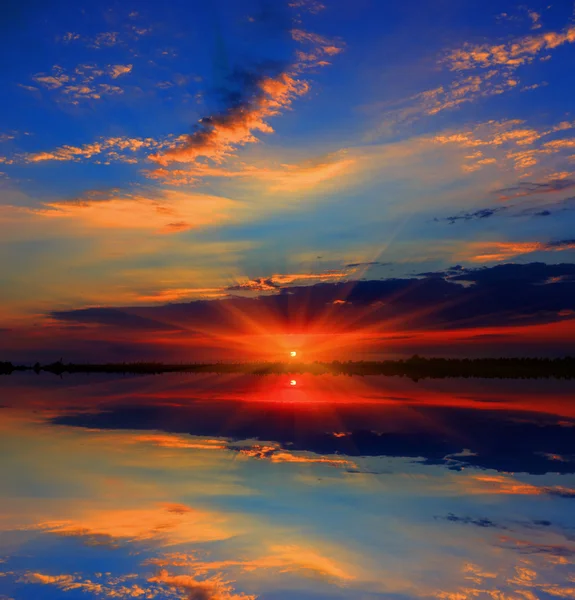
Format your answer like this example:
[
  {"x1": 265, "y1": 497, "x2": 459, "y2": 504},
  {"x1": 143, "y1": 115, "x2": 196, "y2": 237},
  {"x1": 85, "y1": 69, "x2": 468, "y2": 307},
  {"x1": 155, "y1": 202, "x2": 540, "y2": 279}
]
[{"x1": 1, "y1": 373, "x2": 574, "y2": 599}]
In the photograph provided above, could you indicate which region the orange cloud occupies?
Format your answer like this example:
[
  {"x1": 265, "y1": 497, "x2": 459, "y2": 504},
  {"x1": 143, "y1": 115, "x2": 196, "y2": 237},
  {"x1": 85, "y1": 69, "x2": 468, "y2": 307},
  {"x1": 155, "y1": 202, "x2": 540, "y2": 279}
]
[
  {"x1": 149, "y1": 72, "x2": 310, "y2": 167},
  {"x1": 35, "y1": 503, "x2": 233, "y2": 546},
  {"x1": 149, "y1": 570, "x2": 256, "y2": 600},
  {"x1": 109, "y1": 64, "x2": 133, "y2": 78},
  {"x1": 463, "y1": 240, "x2": 575, "y2": 263},
  {"x1": 445, "y1": 25, "x2": 575, "y2": 71},
  {"x1": 146, "y1": 150, "x2": 356, "y2": 192},
  {"x1": 461, "y1": 474, "x2": 546, "y2": 496},
  {"x1": 26, "y1": 189, "x2": 238, "y2": 233},
  {"x1": 228, "y1": 270, "x2": 349, "y2": 292},
  {"x1": 30, "y1": 63, "x2": 131, "y2": 104},
  {"x1": 148, "y1": 24, "x2": 344, "y2": 182},
  {"x1": 291, "y1": 29, "x2": 345, "y2": 67},
  {"x1": 431, "y1": 119, "x2": 575, "y2": 172},
  {"x1": 131, "y1": 434, "x2": 227, "y2": 450},
  {"x1": 22, "y1": 135, "x2": 182, "y2": 164},
  {"x1": 237, "y1": 443, "x2": 356, "y2": 469},
  {"x1": 20, "y1": 571, "x2": 157, "y2": 598},
  {"x1": 21, "y1": 573, "x2": 105, "y2": 594},
  {"x1": 288, "y1": 0, "x2": 326, "y2": 14},
  {"x1": 137, "y1": 288, "x2": 229, "y2": 302},
  {"x1": 147, "y1": 543, "x2": 355, "y2": 583}
]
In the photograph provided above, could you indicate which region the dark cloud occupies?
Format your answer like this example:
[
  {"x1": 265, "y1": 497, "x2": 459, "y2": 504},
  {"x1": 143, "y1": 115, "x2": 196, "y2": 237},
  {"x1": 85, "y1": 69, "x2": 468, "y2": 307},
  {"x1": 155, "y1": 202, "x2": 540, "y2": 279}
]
[
  {"x1": 543, "y1": 486, "x2": 575, "y2": 498},
  {"x1": 436, "y1": 514, "x2": 505, "y2": 528},
  {"x1": 50, "y1": 308, "x2": 182, "y2": 331},
  {"x1": 50, "y1": 263, "x2": 575, "y2": 336},
  {"x1": 499, "y1": 538, "x2": 575, "y2": 556},
  {"x1": 434, "y1": 196, "x2": 575, "y2": 225},
  {"x1": 345, "y1": 261, "x2": 392, "y2": 268},
  {"x1": 495, "y1": 178, "x2": 575, "y2": 200},
  {"x1": 434, "y1": 207, "x2": 508, "y2": 224},
  {"x1": 546, "y1": 239, "x2": 575, "y2": 250}
]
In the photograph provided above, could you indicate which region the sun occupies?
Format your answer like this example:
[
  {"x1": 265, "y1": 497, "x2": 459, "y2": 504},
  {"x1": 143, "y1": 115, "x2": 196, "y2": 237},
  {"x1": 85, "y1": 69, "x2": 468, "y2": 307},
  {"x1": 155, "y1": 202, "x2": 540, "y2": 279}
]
[
  {"x1": 290, "y1": 380, "x2": 297, "y2": 386},
  {"x1": 290, "y1": 351, "x2": 297, "y2": 358}
]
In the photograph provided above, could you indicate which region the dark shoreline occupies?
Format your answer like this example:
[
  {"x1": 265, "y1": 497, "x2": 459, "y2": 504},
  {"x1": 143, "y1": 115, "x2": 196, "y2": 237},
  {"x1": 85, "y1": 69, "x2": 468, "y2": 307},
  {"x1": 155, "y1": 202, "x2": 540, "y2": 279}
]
[{"x1": 1, "y1": 356, "x2": 574, "y2": 379}]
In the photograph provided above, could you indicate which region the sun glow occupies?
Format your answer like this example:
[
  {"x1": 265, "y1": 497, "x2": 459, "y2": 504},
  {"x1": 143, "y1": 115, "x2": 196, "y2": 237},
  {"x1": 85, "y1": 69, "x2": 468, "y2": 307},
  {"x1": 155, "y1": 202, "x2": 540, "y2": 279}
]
[{"x1": 290, "y1": 351, "x2": 297, "y2": 357}]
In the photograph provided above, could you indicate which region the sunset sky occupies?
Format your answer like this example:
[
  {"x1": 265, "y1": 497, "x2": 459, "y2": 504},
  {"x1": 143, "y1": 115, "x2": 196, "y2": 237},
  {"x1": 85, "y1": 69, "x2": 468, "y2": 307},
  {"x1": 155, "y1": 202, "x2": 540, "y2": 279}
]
[{"x1": 1, "y1": 0, "x2": 575, "y2": 360}]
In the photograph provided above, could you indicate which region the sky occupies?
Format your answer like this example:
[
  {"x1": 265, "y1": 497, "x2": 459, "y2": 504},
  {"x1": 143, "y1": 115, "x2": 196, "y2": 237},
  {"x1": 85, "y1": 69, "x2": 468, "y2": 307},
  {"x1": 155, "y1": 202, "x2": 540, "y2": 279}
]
[{"x1": 1, "y1": 0, "x2": 575, "y2": 360}]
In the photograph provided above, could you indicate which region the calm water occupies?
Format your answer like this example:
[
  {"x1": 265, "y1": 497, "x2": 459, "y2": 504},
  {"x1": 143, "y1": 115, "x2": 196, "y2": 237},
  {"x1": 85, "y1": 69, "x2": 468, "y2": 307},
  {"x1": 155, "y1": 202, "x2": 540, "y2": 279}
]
[{"x1": 1, "y1": 373, "x2": 574, "y2": 600}]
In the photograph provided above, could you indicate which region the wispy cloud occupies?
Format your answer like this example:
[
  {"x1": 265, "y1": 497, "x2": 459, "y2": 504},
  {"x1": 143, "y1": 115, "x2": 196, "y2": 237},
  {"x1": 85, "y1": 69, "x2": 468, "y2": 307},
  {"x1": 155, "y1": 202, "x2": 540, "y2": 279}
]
[
  {"x1": 29, "y1": 63, "x2": 132, "y2": 104},
  {"x1": 24, "y1": 189, "x2": 238, "y2": 233},
  {"x1": 149, "y1": 570, "x2": 256, "y2": 600},
  {"x1": 371, "y1": 17, "x2": 575, "y2": 133},
  {"x1": 19, "y1": 135, "x2": 184, "y2": 164},
  {"x1": 431, "y1": 119, "x2": 575, "y2": 172},
  {"x1": 227, "y1": 270, "x2": 349, "y2": 292},
  {"x1": 444, "y1": 25, "x2": 575, "y2": 72},
  {"x1": 495, "y1": 178, "x2": 575, "y2": 200},
  {"x1": 146, "y1": 149, "x2": 355, "y2": 192},
  {"x1": 465, "y1": 239, "x2": 575, "y2": 262},
  {"x1": 434, "y1": 195, "x2": 575, "y2": 224},
  {"x1": 288, "y1": 0, "x2": 326, "y2": 14}
]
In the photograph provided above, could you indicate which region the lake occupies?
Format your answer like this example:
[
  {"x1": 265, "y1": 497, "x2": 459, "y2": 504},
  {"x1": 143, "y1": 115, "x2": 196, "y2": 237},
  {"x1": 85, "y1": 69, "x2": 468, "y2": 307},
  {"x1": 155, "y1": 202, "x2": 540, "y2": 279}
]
[{"x1": 1, "y1": 373, "x2": 574, "y2": 600}]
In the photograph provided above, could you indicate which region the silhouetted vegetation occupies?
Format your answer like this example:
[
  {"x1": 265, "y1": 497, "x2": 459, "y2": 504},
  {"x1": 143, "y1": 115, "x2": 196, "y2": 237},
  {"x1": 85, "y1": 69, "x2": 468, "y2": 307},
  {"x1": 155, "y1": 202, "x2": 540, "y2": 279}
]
[{"x1": 1, "y1": 356, "x2": 574, "y2": 379}]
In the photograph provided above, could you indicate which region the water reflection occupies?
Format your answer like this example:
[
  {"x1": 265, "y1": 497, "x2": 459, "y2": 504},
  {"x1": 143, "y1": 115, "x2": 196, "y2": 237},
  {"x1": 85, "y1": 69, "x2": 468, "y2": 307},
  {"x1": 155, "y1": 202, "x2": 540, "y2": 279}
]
[{"x1": 0, "y1": 373, "x2": 574, "y2": 600}]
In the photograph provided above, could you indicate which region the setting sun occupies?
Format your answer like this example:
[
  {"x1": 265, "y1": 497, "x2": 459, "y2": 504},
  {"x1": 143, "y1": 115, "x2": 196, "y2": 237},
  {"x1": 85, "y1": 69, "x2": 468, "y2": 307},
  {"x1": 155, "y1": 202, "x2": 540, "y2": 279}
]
[{"x1": 290, "y1": 351, "x2": 297, "y2": 357}]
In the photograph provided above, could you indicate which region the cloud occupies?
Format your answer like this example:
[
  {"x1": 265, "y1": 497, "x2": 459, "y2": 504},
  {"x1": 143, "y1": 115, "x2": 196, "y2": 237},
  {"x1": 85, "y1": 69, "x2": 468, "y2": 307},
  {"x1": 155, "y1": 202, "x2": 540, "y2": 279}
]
[
  {"x1": 30, "y1": 63, "x2": 130, "y2": 104},
  {"x1": 435, "y1": 196, "x2": 575, "y2": 225},
  {"x1": 146, "y1": 543, "x2": 355, "y2": 584},
  {"x1": 149, "y1": 71, "x2": 310, "y2": 167},
  {"x1": 19, "y1": 189, "x2": 238, "y2": 234},
  {"x1": 49, "y1": 308, "x2": 181, "y2": 331},
  {"x1": 291, "y1": 28, "x2": 345, "y2": 67},
  {"x1": 21, "y1": 135, "x2": 181, "y2": 164},
  {"x1": 436, "y1": 514, "x2": 505, "y2": 529},
  {"x1": 227, "y1": 270, "x2": 349, "y2": 292},
  {"x1": 434, "y1": 207, "x2": 508, "y2": 225},
  {"x1": 495, "y1": 179, "x2": 575, "y2": 200},
  {"x1": 131, "y1": 434, "x2": 226, "y2": 450},
  {"x1": 466, "y1": 240, "x2": 575, "y2": 262},
  {"x1": 146, "y1": 149, "x2": 356, "y2": 192},
  {"x1": 149, "y1": 570, "x2": 256, "y2": 600},
  {"x1": 35, "y1": 503, "x2": 233, "y2": 547},
  {"x1": 444, "y1": 25, "x2": 575, "y2": 72},
  {"x1": 236, "y1": 443, "x2": 356, "y2": 468},
  {"x1": 109, "y1": 64, "x2": 133, "y2": 79},
  {"x1": 19, "y1": 571, "x2": 160, "y2": 598},
  {"x1": 431, "y1": 119, "x2": 575, "y2": 172},
  {"x1": 289, "y1": 0, "x2": 325, "y2": 14},
  {"x1": 344, "y1": 261, "x2": 391, "y2": 268},
  {"x1": 20, "y1": 573, "x2": 104, "y2": 595},
  {"x1": 498, "y1": 536, "x2": 575, "y2": 557},
  {"x1": 44, "y1": 262, "x2": 575, "y2": 366},
  {"x1": 91, "y1": 31, "x2": 120, "y2": 48},
  {"x1": 371, "y1": 18, "x2": 575, "y2": 133},
  {"x1": 148, "y1": 12, "x2": 344, "y2": 183}
]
